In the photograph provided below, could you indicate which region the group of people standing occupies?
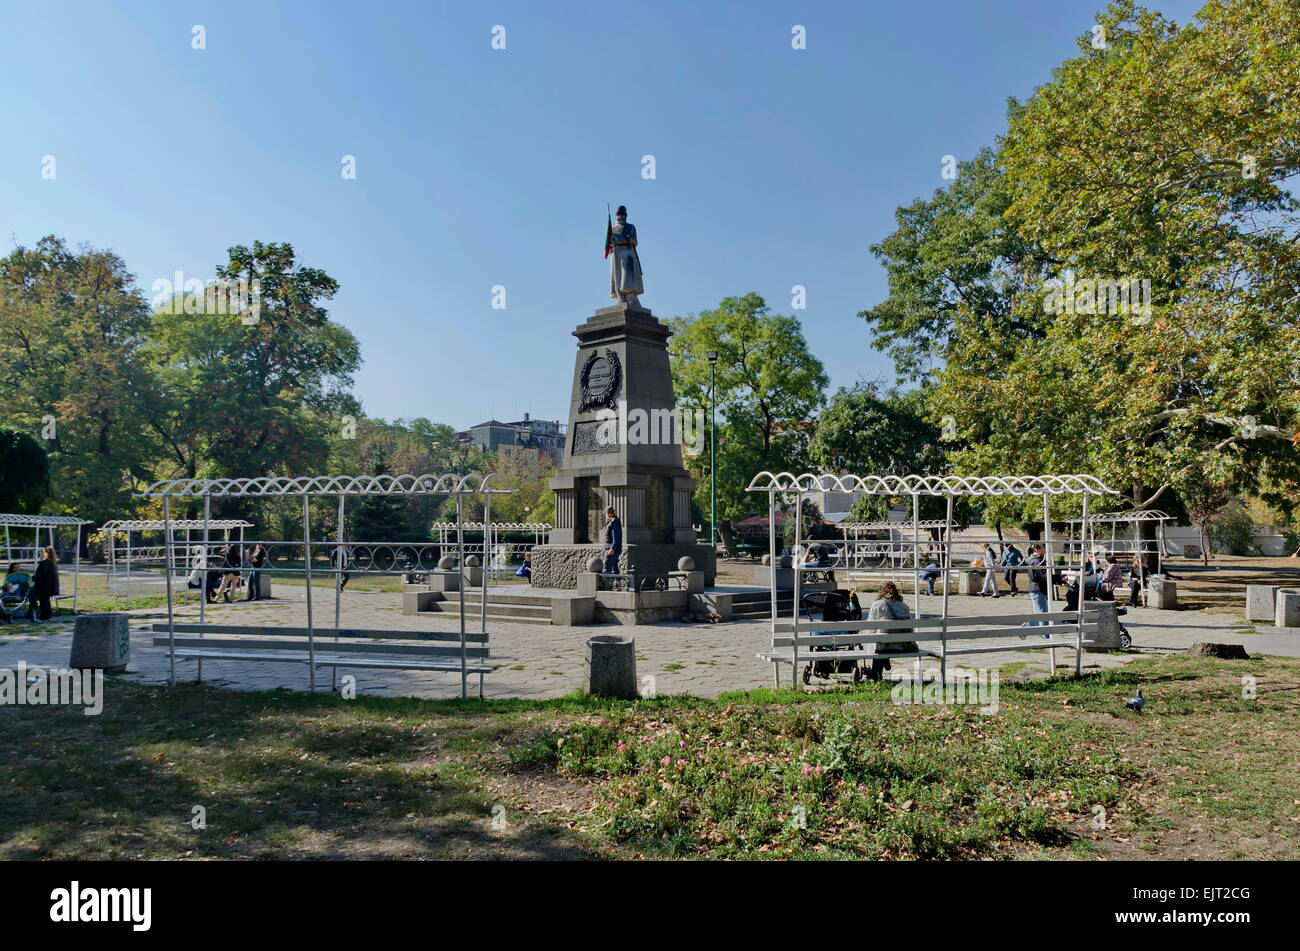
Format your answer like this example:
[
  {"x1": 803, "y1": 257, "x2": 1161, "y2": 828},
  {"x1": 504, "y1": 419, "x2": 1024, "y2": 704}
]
[{"x1": 186, "y1": 543, "x2": 268, "y2": 602}]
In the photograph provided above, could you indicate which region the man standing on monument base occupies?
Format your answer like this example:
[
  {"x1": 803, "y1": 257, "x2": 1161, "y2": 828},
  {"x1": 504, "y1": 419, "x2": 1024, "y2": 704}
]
[
  {"x1": 601, "y1": 506, "x2": 622, "y2": 574},
  {"x1": 607, "y1": 205, "x2": 644, "y2": 308}
]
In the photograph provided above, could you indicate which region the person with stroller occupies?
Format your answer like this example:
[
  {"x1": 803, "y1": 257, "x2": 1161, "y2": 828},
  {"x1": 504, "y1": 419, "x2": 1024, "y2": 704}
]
[
  {"x1": 866, "y1": 581, "x2": 918, "y2": 680},
  {"x1": 2, "y1": 562, "x2": 33, "y2": 623},
  {"x1": 32, "y1": 546, "x2": 60, "y2": 621}
]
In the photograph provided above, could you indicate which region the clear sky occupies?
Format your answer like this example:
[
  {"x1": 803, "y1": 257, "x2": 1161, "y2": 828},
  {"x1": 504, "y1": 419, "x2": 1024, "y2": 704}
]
[{"x1": 1, "y1": 0, "x2": 1205, "y2": 430}]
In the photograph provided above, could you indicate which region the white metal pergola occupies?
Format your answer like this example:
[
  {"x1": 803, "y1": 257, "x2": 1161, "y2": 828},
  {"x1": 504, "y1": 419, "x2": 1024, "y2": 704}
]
[
  {"x1": 746, "y1": 472, "x2": 1120, "y2": 683},
  {"x1": 100, "y1": 518, "x2": 254, "y2": 608},
  {"x1": 429, "y1": 521, "x2": 552, "y2": 579},
  {"x1": 1, "y1": 513, "x2": 91, "y2": 612},
  {"x1": 1065, "y1": 508, "x2": 1174, "y2": 606},
  {"x1": 138, "y1": 473, "x2": 511, "y2": 696}
]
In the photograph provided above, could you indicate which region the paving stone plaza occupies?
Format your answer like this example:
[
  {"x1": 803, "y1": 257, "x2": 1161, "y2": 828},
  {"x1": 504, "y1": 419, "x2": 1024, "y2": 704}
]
[{"x1": 4, "y1": 585, "x2": 1296, "y2": 701}]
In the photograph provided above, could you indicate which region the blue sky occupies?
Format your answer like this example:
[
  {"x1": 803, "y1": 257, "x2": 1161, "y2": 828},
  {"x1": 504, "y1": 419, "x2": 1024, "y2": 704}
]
[{"x1": 1, "y1": 0, "x2": 1205, "y2": 430}]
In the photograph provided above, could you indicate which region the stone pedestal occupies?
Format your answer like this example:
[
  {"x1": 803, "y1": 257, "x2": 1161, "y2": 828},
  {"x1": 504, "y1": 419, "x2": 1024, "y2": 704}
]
[
  {"x1": 533, "y1": 543, "x2": 715, "y2": 589},
  {"x1": 1276, "y1": 589, "x2": 1300, "y2": 628},
  {"x1": 1148, "y1": 577, "x2": 1177, "y2": 609},
  {"x1": 69, "y1": 613, "x2": 130, "y2": 673},
  {"x1": 1246, "y1": 585, "x2": 1279, "y2": 622},
  {"x1": 532, "y1": 301, "x2": 712, "y2": 588},
  {"x1": 586, "y1": 634, "x2": 638, "y2": 699}
]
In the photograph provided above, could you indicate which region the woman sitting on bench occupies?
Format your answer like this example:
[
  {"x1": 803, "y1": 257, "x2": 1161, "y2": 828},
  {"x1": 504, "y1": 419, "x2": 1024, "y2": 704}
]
[{"x1": 865, "y1": 581, "x2": 918, "y2": 680}]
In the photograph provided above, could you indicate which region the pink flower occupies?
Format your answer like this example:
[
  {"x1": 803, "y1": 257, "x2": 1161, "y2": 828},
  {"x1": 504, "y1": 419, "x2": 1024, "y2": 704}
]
[
  {"x1": 660, "y1": 755, "x2": 671, "y2": 766},
  {"x1": 676, "y1": 759, "x2": 686, "y2": 767},
  {"x1": 721, "y1": 771, "x2": 729, "y2": 779},
  {"x1": 616, "y1": 742, "x2": 627, "y2": 752},
  {"x1": 679, "y1": 740, "x2": 687, "y2": 749},
  {"x1": 802, "y1": 763, "x2": 813, "y2": 775}
]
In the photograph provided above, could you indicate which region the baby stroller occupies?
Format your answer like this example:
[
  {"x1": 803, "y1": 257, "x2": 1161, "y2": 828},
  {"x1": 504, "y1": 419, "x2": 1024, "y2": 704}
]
[
  {"x1": 800, "y1": 589, "x2": 867, "y2": 685},
  {"x1": 1062, "y1": 581, "x2": 1132, "y2": 650},
  {"x1": 1, "y1": 572, "x2": 34, "y2": 623}
]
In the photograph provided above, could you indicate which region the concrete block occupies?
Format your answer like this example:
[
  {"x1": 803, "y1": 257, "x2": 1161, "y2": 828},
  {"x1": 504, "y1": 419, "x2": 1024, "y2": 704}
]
[
  {"x1": 576, "y1": 571, "x2": 600, "y2": 597},
  {"x1": 69, "y1": 613, "x2": 130, "y2": 673},
  {"x1": 401, "y1": 590, "x2": 442, "y2": 615},
  {"x1": 1084, "y1": 601, "x2": 1121, "y2": 652},
  {"x1": 689, "y1": 591, "x2": 733, "y2": 621},
  {"x1": 1148, "y1": 577, "x2": 1178, "y2": 609},
  {"x1": 1276, "y1": 589, "x2": 1300, "y2": 628},
  {"x1": 586, "y1": 634, "x2": 637, "y2": 699},
  {"x1": 1246, "y1": 585, "x2": 1279, "y2": 622},
  {"x1": 552, "y1": 596, "x2": 595, "y2": 626}
]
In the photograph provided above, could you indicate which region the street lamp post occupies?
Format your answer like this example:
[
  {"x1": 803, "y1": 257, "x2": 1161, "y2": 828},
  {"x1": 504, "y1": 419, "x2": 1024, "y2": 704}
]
[{"x1": 707, "y1": 350, "x2": 718, "y2": 549}]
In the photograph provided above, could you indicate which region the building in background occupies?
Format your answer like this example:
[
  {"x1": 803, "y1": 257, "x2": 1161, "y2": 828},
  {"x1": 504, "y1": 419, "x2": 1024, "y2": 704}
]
[{"x1": 458, "y1": 413, "x2": 565, "y2": 465}]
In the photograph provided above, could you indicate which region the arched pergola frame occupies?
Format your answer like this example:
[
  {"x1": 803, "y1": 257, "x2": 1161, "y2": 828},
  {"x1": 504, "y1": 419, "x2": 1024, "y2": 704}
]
[
  {"x1": 1065, "y1": 508, "x2": 1174, "y2": 606},
  {"x1": 138, "y1": 473, "x2": 512, "y2": 696},
  {"x1": 0, "y1": 513, "x2": 91, "y2": 613},
  {"x1": 746, "y1": 471, "x2": 1120, "y2": 684},
  {"x1": 100, "y1": 518, "x2": 254, "y2": 608}
]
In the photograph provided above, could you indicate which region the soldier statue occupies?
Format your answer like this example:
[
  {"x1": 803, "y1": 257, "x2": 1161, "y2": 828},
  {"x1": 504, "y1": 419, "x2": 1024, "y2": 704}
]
[{"x1": 608, "y1": 205, "x2": 644, "y2": 307}]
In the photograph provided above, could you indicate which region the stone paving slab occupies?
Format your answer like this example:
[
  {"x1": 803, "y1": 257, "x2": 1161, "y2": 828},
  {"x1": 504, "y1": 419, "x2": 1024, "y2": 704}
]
[{"x1": 1, "y1": 590, "x2": 1295, "y2": 702}]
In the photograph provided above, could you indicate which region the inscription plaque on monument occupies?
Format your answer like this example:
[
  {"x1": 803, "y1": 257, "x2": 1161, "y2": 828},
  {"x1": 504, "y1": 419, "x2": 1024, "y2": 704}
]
[
  {"x1": 571, "y1": 419, "x2": 619, "y2": 455},
  {"x1": 579, "y1": 348, "x2": 621, "y2": 411}
]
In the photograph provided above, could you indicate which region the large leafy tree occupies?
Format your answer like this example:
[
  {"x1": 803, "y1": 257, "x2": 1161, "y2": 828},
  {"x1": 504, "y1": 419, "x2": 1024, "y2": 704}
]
[
  {"x1": 864, "y1": 0, "x2": 1300, "y2": 536},
  {"x1": 0, "y1": 237, "x2": 156, "y2": 521},
  {"x1": 668, "y1": 293, "x2": 828, "y2": 539},
  {"x1": 143, "y1": 241, "x2": 362, "y2": 518},
  {"x1": 993, "y1": 0, "x2": 1300, "y2": 517},
  {"x1": 0, "y1": 428, "x2": 51, "y2": 513},
  {"x1": 861, "y1": 148, "x2": 1054, "y2": 382},
  {"x1": 808, "y1": 384, "x2": 952, "y2": 522}
]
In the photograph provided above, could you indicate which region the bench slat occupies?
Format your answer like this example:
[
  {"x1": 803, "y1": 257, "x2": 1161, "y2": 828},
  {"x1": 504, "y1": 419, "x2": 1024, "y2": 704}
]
[
  {"x1": 154, "y1": 636, "x2": 488, "y2": 658},
  {"x1": 773, "y1": 610, "x2": 1097, "y2": 634},
  {"x1": 760, "y1": 640, "x2": 1093, "y2": 664},
  {"x1": 151, "y1": 623, "x2": 487, "y2": 644},
  {"x1": 775, "y1": 622, "x2": 1097, "y2": 648},
  {"x1": 171, "y1": 648, "x2": 496, "y2": 673},
  {"x1": 757, "y1": 649, "x2": 939, "y2": 663}
]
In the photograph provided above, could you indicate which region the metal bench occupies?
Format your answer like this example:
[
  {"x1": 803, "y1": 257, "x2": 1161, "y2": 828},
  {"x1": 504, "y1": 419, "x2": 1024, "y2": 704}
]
[
  {"x1": 152, "y1": 623, "x2": 497, "y2": 696},
  {"x1": 758, "y1": 608, "x2": 1099, "y2": 686}
]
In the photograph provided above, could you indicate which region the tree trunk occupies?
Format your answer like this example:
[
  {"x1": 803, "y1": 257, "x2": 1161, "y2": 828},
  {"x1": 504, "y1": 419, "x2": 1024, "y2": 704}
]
[{"x1": 718, "y1": 520, "x2": 736, "y2": 554}]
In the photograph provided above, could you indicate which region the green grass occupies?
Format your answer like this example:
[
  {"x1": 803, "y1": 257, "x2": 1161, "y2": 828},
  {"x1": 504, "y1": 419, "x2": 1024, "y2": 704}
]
[{"x1": 1, "y1": 655, "x2": 1296, "y2": 860}]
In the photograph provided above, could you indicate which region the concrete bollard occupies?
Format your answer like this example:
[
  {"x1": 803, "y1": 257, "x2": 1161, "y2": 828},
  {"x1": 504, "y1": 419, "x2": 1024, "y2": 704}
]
[
  {"x1": 1148, "y1": 577, "x2": 1177, "y2": 609},
  {"x1": 1246, "y1": 585, "x2": 1279, "y2": 622},
  {"x1": 69, "y1": 613, "x2": 130, "y2": 673},
  {"x1": 586, "y1": 634, "x2": 638, "y2": 700},
  {"x1": 1276, "y1": 589, "x2": 1300, "y2": 628},
  {"x1": 1084, "y1": 601, "x2": 1121, "y2": 652}
]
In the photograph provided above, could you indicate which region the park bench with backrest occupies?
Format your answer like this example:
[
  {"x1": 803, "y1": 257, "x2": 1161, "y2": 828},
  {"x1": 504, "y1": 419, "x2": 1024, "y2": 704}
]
[
  {"x1": 757, "y1": 607, "x2": 1100, "y2": 683},
  {"x1": 151, "y1": 622, "x2": 497, "y2": 695}
]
